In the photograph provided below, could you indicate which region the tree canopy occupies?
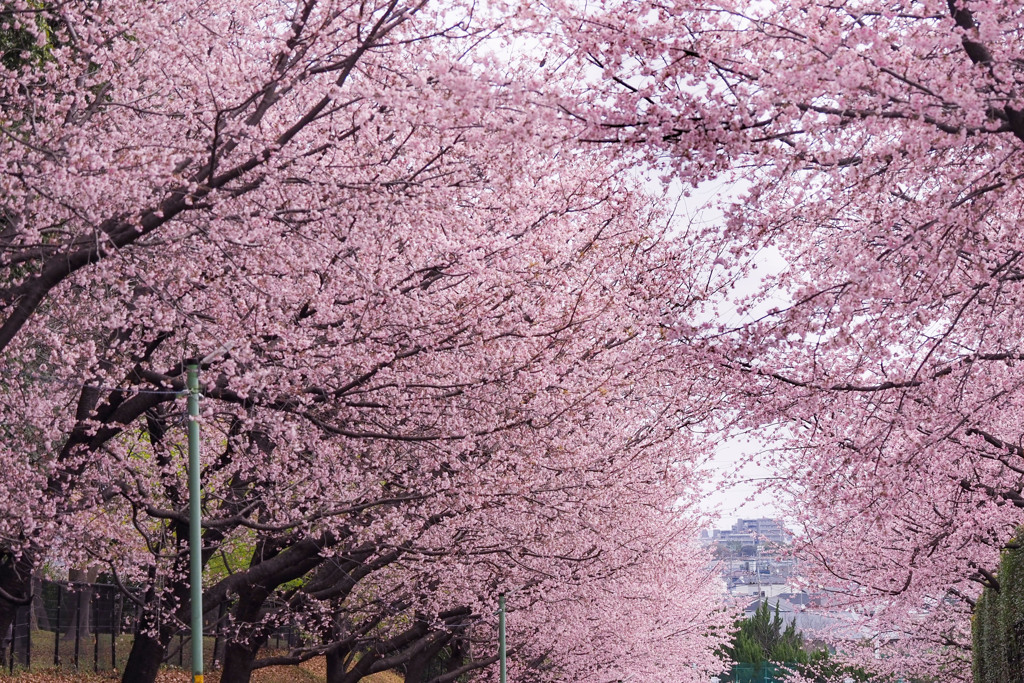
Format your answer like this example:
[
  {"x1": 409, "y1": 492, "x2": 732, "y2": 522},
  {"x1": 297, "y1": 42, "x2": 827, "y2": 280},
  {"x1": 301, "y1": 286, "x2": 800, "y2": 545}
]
[
  {"x1": 549, "y1": 0, "x2": 1024, "y2": 678},
  {"x1": 0, "y1": 0, "x2": 734, "y2": 682},
  {"x1": 7, "y1": 0, "x2": 1024, "y2": 680}
]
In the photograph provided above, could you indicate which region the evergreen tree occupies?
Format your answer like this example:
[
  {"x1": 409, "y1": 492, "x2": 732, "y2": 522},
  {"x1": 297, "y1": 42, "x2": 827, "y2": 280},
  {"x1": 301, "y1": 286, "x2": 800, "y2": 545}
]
[{"x1": 728, "y1": 601, "x2": 810, "y2": 666}]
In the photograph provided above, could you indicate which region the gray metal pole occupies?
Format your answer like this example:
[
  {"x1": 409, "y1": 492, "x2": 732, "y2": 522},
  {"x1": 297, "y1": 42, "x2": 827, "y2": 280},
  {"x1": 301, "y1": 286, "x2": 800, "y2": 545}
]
[
  {"x1": 187, "y1": 364, "x2": 204, "y2": 683},
  {"x1": 499, "y1": 593, "x2": 506, "y2": 683}
]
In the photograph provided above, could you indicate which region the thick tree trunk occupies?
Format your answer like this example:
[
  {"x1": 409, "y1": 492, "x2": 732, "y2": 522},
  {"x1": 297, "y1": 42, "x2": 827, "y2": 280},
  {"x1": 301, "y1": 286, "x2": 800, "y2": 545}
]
[
  {"x1": 404, "y1": 658, "x2": 426, "y2": 683},
  {"x1": 442, "y1": 636, "x2": 468, "y2": 678},
  {"x1": 121, "y1": 585, "x2": 177, "y2": 683},
  {"x1": 0, "y1": 589, "x2": 27, "y2": 649},
  {"x1": 220, "y1": 639, "x2": 261, "y2": 683},
  {"x1": 122, "y1": 630, "x2": 168, "y2": 683},
  {"x1": 0, "y1": 552, "x2": 34, "y2": 668},
  {"x1": 0, "y1": 605, "x2": 14, "y2": 670},
  {"x1": 325, "y1": 646, "x2": 357, "y2": 683},
  {"x1": 218, "y1": 586, "x2": 271, "y2": 683},
  {"x1": 404, "y1": 635, "x2": 451, "y2": 683},
  {"x1": 403, "y1": 650, "x2": 430, "y2": 683}
]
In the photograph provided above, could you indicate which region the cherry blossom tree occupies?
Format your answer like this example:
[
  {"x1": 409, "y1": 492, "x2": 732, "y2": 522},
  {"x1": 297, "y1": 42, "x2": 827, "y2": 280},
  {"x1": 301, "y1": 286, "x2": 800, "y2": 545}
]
[
  {"x1": 0, "y1": 0, "x2": 733, "y2": 681},
  {"x1": 532, "y1": 0, "x2": 1024, "y2": 677},
  {"x1": 95, "y1": 146, "x2": 731, "y2": 683}
]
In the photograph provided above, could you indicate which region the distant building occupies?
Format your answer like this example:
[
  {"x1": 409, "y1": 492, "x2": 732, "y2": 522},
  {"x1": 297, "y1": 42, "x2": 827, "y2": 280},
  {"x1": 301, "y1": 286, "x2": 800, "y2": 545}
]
[
  {"x1": 730, "y1": 518, "x2": 791, "y2": 546},
  {"x1": 707, "y1": 524, "x2": 872, "y2": 646},
  {"x1": 705, "y1": 518, "x2": 797, "y2": 595},
  {"x1": 703, "y1": 518, "x2": 792, "y2": 554}
]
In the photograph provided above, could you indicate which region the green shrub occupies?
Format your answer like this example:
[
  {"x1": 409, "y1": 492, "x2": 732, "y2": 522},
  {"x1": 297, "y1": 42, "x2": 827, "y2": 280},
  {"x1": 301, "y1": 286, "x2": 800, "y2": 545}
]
[{"x1": 972, "y1": 530, "x2": 1024, "y2": 683}]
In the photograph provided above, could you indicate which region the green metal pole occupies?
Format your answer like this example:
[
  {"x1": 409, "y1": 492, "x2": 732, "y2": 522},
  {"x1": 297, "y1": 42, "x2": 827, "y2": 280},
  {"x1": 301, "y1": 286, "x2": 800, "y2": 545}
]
[
  {"x1": 499, "y1": 593, "x2": 506, "y2": 683},
  {"x1": 187, "y1": 364, "x2": 204, "y2": 683}
]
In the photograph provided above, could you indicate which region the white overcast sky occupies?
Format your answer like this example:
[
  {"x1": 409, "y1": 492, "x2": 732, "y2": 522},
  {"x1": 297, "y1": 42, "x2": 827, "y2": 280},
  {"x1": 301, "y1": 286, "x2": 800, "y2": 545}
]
[{"x1": 663, "y1": 175, "x2": 792, "y2": 529}]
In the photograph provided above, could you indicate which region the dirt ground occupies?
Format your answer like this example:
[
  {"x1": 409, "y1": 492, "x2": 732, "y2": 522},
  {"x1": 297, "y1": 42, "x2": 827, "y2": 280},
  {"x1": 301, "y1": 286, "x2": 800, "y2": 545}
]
[{"x1": 0, "y1": 658, "x2": 404, "y2": 683}]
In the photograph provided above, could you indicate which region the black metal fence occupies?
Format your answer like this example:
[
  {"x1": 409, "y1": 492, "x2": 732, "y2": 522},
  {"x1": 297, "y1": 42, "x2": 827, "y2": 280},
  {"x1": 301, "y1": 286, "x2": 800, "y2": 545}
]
[
  {"x1": 1, "y1": 579, "x2": 126, "y2": 673},
  {"x1": 1, "y1": 579, "x2": 298, "y2": 674}
]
